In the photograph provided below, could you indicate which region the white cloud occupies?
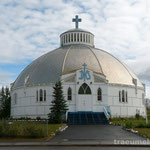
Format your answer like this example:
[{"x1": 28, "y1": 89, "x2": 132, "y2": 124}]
[{"x1": 0, "y1": 0, "x2": 150, "y2": 97}]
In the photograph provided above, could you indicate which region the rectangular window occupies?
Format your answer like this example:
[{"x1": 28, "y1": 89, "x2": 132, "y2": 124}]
[
  {"x1": 119, "y1": 91, "x2": 121, "y2": 102},
  {"x1": 71, "y1": 33, "x2": 73, "y2": 42},
  {"x1": 36, "y1": 91, "x2": 38, "y2": 102},
  {"x1": 80, "y1": 33, "x2": 82, "y2": 42},
  {"x1": 126, "y1": 91, "x2": 128, "y2": 102},
  {"x1": 74, "y1": 33, "x2": 76, "y2": 42},
  {"x1": 44, "y1": 90, "x2": 46, "y2": 101},
  {"x1": 77, "y1": 33, "x2": 79, "y2": 42}
]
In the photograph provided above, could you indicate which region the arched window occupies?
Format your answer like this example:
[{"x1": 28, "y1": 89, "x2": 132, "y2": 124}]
[
  {"x1": 40, "y1": 89, "x2": 43, "y2": 102},
  {"x1": 97, "y1": 88, "x2": 102, "y2": 101},
  {"x1": 44, "y1": 90, "x2": 46, "y2": 101},
  {"x1": 68, "y1": 87, "x2": 72, "y2": 100},
  {"x1": 122, "y1": 90, "x2": 125, "y2": 102},
  {"x1": 119, "y1": 91, "x2": 121, "y2": 102},
  {"x1": 78, "y1": 83, "x2": 92, "y2": 95}
]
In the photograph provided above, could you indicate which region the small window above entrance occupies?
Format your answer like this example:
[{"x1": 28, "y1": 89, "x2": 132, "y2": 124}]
[{"x1": 78, "y1": 83, "x2": 92, "y2": 94}]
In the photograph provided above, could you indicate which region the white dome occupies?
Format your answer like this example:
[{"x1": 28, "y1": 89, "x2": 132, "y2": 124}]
[{"x1": 12, "y1": 44, "x2": 143, "y2": 89}]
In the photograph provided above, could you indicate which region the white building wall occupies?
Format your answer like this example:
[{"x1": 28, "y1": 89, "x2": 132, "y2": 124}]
[
  {"x1": 108, "y1": 84, "x2": 145, "y2": 117},
  {"x1": 11, "y1": 70, "x2": 146, "y2": 118}
]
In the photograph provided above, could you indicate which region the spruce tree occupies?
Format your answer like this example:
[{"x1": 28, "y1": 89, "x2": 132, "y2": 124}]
[
  {"x1": 0, "y1": 86, "x2": 11, "y2": 119},
  {"x1": 48, "y1": 81, "x2": 68, "y2": 123}
]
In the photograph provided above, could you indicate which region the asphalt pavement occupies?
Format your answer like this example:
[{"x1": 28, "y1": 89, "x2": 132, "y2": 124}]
[{"x1": 51, "y1": 124, "x2": 147, "y2": 142}]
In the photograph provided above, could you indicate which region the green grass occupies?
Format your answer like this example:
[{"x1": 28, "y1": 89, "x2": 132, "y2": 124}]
[
  {"x1": 134, "y1": 128, "x2": 150, "y2": 139},
  {"x1": 110, "y1": 117, "x2": 150, "y2": 128},
  {"x1": 0, "y1": 121, "x2": 64, "y2": 139},
  {"x1": 110, "y1": 117, "x2": 150, "y2": 139}
]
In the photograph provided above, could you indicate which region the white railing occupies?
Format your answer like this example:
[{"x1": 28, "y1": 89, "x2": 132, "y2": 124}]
[
  {"x1": 66, "y1": 111, "x2": 69, "y2": 121},
  {"x1": 103, "y1": 106, "x2": 110, "y2": 120}
]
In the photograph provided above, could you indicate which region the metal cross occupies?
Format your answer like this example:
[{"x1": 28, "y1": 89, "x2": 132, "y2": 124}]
[
  {"x1": 83, "y1": 63, "x2": 87, "y2": 71},
  {"x1": 83, "y1": 63, "x2": 87, "y2": 81},
  {"x1": 72, "y1": 15, "x2": 82, "y2": 29}
]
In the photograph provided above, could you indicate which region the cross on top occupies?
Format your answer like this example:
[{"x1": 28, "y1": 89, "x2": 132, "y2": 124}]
[
  {"x1": 72, "y1": 15, "x2": 82, "y2": 29},
  {"x1": 83, "y1": 63, "x2": 87, "y2": 70}
]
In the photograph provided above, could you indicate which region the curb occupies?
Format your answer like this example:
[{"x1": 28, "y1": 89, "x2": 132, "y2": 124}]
[{"x1": 0, "y1": 141, "x2": 150, "y2": 147}]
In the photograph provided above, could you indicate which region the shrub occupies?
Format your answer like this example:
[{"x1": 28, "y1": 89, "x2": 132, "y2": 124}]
[
  {"x1": 124, "y1": 121, "x2": 133, "y2": 129},
  {"x1": 36, "y1": 117, "x2": 41, "y2": 121},
  {"x1": 23, "y1": 123, "x2": 46, "y2": 138},
  {"x1": 0, "y1": 122, "x2": 4, "y2": 137}
]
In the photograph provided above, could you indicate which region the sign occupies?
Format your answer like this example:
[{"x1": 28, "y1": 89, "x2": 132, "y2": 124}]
[{"x1": 78, "y1": 63, "x2": 91, "y2": 81}]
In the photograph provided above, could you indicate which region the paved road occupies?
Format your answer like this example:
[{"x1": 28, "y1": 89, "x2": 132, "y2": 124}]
[
  {"x1": 0, "y1": 146, "x2": 150, "y2": 150},
  {"x1": 51, "y1": 125, "x2": 146, "y2": 142}
]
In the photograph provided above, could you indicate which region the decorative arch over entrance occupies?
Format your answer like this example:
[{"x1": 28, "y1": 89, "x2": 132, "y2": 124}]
[{"x1": 78, "y1": 83, "x2": 92, "y2": 94}]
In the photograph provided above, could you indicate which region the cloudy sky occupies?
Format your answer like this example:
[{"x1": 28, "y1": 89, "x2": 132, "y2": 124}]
[{"x1": 0, "y1": 0, "x2": 150, "y2": 97}]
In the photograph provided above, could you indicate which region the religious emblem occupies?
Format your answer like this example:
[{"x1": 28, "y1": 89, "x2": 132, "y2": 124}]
[
  {"x1": 79, "y1": 63, "x2": 91, "y2": 81},
  {"x1": 72, "y1": 15, "x2": 82, "y2": 28}
]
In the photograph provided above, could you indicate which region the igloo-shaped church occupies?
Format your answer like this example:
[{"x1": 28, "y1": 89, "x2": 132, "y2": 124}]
[{"x1": 11, "y1": 15, "x2": 146, "y2": 123}]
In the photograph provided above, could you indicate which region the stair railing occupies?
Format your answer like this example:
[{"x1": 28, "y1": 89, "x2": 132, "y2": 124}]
[
  {"x1": 66, "y1": 111, "x2": 69, "y2": 122},
  {"x1": 103, "y1": 106, "x2": 110, "y2": 120}
]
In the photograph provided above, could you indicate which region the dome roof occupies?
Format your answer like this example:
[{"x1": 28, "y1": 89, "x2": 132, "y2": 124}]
[{"x1": 12, "y1": 45, "x2": 143, "y2": 89}]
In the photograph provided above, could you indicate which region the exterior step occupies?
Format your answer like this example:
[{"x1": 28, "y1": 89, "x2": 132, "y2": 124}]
[{"x1": 68, "y1": 112, "x2": 108, "y2": 125}]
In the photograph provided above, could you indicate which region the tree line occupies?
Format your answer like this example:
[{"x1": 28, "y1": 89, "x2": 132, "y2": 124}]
[
  {"x1": 0, "y1": 86, "x2": 11, "y2": 119},
  {"x1": 0, "y1": 82, "x2": 68, "y2": 123}
]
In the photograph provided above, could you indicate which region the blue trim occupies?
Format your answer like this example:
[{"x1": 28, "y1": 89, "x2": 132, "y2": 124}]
[{"x1": 68, "y1": 112, "x2": 108, "y2": 125}]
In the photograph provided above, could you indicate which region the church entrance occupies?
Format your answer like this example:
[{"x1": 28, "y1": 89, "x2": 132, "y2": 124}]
[{"x1": 77, "y1": 83, "x2": 92, "y2": 111}]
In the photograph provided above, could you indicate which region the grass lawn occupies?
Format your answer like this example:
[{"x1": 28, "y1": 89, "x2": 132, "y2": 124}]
[
  {"x1": 134, "y1": 128, "x2": 150, "y2": 139},
  {"x1": 0, "y1": 121, "x2": 66, "y2": 141},
  {"x1": 110, "y1": 113, "x2": 150, "y2": 139}
]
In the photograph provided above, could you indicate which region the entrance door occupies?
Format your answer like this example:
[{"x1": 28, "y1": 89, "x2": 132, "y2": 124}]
[
  {"x1": 78, "y1": 95, "x2": 92, "y2": 111},
  {"x1": 77, "y1": 83, "x2": 92, "y2": 111}
]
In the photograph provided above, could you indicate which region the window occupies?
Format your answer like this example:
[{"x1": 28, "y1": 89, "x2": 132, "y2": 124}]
[
  {"x1": 69, "y1": 34, "x2": 70, "y2": 42},
  {"x1": 126, "y1": 91, "x2": 128, "y2": 102},
  {"x1": 68, "y1": 87, "x2": 72, "y2": 100},
  {"x1": 63, "y1": 35, "x2": 65, "y2": 43},
  {"x1": 122, "y1": 90, "x2": 125, "y2": 102},
  {"x1": 83, "y1": 34, "x2": 85, "y2": 42},
  {"x1": 36, "y1": 89, "x2": 46, "y2": 102},
  {"x1": 36, "y1": 90, "x2": 38, "y2": 102},
  {"x1": 86, "y1": 34, "x2": 88, "y2": 42},
  {"x1": 71, "y1": 33, "x2": 73, "y2": 42},
  {"x1": 78, "y1": 83, "x2": 92, "y2": 94},
  {"x1": 40, "y1": 89, "x2": 43, "y2": 102},
  {"x1": 119, "y1": 91, "x2": 121, "y2": 102},
  {"x1": 119, "y1": 90, "x2": 128, "y2": 103},
  {"x1": 74, "y1": 33, "x2": 76, "y2": 42},
  {"x1": 77, "y1": 33, "x2": 79, "y2": 42},
  {"x1": 80, "y1": 33, "x2": 82, "y2": 42},
  {"x1": 44, "y1": 90, "x2": 46, "y2": 101},
  {"x1": 97, "y1": 88, "x2": 102, "y2": 101}
]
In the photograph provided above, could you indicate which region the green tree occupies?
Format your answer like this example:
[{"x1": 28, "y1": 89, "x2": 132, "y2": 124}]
[
  {"x1": 0, "y1": 86, "x2": 11, "y2": 119},
  {"x1": 48, "y1": 81, "x2": 68, "y2": 123}
]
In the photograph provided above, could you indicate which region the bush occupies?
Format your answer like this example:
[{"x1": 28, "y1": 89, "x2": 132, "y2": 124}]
[
  {"x1": 36, "y1": 117, "x2": 41, "y2": 121},
  {"x1": 24, "y1": 123, "x2": 46, "y2": 138},
  {"x1": 124, "y1": 121, "x2": 133, "y2": 129},
  {"x1": 0, "y1": 121, "x2": 47, "y2": 138},
  {"x1": 0, "y1": 122, "x2": 4, "y2": 137}
]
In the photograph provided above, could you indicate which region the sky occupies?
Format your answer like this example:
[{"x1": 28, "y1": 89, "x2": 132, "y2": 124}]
[{"x1": 0, "y1": 0, "x2": 150, "y2": 98}]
